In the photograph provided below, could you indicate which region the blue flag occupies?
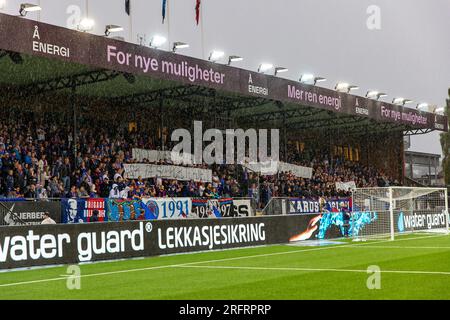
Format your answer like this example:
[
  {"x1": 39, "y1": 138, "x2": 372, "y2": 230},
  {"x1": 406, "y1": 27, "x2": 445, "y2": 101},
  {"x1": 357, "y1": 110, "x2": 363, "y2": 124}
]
[
  {"x1": 125, "y1": 0, "x2": 130, "y2": 15},
  {"x1": 162, "y1": 0, "x2": 167, "y2": 23}
]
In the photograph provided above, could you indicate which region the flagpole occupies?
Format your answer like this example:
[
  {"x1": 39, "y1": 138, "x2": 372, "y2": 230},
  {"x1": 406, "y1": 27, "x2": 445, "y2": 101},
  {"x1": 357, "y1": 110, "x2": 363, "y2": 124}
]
[
  {"x1": 200, "y1": 0, "x2": 205, "y2": 59},
  {"x1": 37, "y1": 0, "x2": 41, "y2": 21},
  {"x1": 85, "y1": 0, "x2": 88, "y2": 21},
  {"x1": 167, "y1": 0, "x2": 170, "y2": 51},
  {"x1": 129, "y1": 1, "x2": 133, "y2": 42}
]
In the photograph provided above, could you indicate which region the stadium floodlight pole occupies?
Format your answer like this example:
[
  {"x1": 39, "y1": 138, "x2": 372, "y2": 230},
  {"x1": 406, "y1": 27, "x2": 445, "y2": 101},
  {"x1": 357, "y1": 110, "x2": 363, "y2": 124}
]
[
  {"x1": 172, "y1": 41, "x2": 189, "y2": 53},
  {"x1": 227, "y1": 55, "x2": 243, "y2": 65},
  {"x1": 19, "y1": 3, "x2": 42, "y2": 16},
  {"x1": 104, "y1": 25, "x2": 124, "y2": 37},
  {"x1": 274, "y1": 67, "x2": 288, "y2": 76},
  {"x1": 149, "y1": 35, "x2": 167, "y2": 48}
]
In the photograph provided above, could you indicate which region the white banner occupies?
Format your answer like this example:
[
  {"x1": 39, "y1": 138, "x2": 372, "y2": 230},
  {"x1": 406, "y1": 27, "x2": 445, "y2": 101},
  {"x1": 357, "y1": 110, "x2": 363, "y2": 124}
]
[
  {"x1": 124, "y1": 163, "x2": 212, "y2": 182},
  {"x1": 132, "y1": 148, "x2": 193, "y2": 165},
  {"x1": 335, "y1": 181, "x2": 357, "y2": 191},
  {"x1": 141, "y1": 197, "x2": 193, "y2": 219},
  {"x1": 243, "y1": 161, "x2": 312, "y2": 179},
  {"x1": 232, "y1": 199, "x2": 254, "y2": 217}
]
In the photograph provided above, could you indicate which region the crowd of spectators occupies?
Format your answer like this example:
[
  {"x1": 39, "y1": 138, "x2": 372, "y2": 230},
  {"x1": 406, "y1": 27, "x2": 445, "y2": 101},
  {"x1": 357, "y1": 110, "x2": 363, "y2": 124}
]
[{"x1": 0, "y1": 117, "x2": 397, "y2": 206}]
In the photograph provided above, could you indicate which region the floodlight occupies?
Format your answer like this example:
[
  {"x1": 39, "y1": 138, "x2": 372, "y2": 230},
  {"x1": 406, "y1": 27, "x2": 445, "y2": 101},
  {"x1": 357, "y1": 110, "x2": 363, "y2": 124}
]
[
  {"x1": 228, "y1": 55, "x2": 243, "y2": 65},
  {"x1": 366, "y1": 91, "x2": 379, "y2": 98},
  {"x1": 19, "y1": 3, "x2": 41, "y2": 16},
  {"x1": 335, "y1": 82, "x2": 349, "y2": 92},
  {"x1": 149, "y1": 35, "x2": 167, "y2": 48},
  {"x1": 416, "y1": 103, "x2": 429, "y2": 110},
  {"x1": 435, "y1": 107, "x2": 445, "y2": 114},
  {"x1": 313, "y1": 77, "x2": 326, "y2": 85},
  {"x1": 78, "y1": 18, "x2": 95, "y2": 32},
  {"x1": 258, "y1": 63, "x2": 273, "y2": 73},
  {"x1": 172, "y1": 42, "x2": 189, "y2": 52},
  {"x1": 274, "y1": 67, "x2": 288, "y2": 76},
  {"x1": 392, "y1": 97, "x2": 405, "y2": 105},
  {"x1": 403, "y1": 99, "x2": 413, "y2": 106},
  {"x1": 208, "y1": 50, "x2": 225, "y2": 62},
  {"x1": 105, "y1": 25, "x2": 124, "y2": 36},
  {"x1": 299, "y1": 74, "x2": 314, "y2": 83}
]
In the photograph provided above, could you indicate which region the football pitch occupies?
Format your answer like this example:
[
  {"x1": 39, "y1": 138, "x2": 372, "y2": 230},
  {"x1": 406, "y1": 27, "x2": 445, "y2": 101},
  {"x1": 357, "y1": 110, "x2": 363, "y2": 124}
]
[{"x1": 1, "y1": 233, "x2": 449, "y2": 300}]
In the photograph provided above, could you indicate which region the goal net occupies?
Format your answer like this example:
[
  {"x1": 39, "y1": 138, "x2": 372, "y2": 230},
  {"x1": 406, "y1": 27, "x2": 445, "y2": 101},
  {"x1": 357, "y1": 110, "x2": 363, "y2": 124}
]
[{"x1": 351, "y1": 187, "x2": 449, "y2": 240}]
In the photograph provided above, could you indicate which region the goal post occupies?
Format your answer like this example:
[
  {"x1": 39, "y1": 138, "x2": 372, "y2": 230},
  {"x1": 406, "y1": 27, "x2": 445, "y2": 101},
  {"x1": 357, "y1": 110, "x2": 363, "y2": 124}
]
[{"x1": 351, "y1": 187, "x2": 449, "y2": 240}]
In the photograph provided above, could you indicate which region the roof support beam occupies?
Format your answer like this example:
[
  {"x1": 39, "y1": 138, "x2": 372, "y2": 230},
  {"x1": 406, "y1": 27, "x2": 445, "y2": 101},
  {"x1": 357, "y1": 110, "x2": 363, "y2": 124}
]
[{"x1": 18, "y1": 69, "x2": 122, "y2": 95}]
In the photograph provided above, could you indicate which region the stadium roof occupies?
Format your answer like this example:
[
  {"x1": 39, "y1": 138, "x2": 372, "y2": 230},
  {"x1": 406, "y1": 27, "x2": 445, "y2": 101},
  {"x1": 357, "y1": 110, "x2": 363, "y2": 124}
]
[{"x1": 0, "y1": 12, "x2": 447, "y2": 136}]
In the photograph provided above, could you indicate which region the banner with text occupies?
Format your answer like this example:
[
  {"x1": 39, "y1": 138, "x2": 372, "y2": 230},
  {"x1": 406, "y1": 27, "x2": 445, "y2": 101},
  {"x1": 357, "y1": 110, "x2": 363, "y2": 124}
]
[
  {"x1": 335, "y1": 181, "x2": 357, "y2": 191},
  {"x1": 243, "y1": 161, "x2": 312, "y2": 179},
  {"x1": 192, "y1": 198, "x2": 234, "y2": 218},
  {"x1": 132, "y1": 148, "x2": 194, "y2": 165},
  {"x1": 0, "y1": 201, "x2": 60, "y2": 226},
  {"x1": 289, "y1": 198, "x2": 352, "y2": 214},
  {"x1": 123, "y1": 163, "x2": 212, "y2": 182},
  {"x1": 62, "y1": 198, "x2": 107, "y2": 223}
]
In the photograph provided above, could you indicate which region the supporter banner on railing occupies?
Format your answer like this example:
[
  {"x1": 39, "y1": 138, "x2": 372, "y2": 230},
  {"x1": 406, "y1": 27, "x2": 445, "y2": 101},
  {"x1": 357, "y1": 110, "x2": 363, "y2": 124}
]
[
  {"x1": 140, "y1": 198, "x2": 192, "y2": 220},
  {"x1": 0, "y1": 201, "x2": 60, "y2": 226},
  {"x1": 123, "y1": 164, "x2": 212, "y2": 182},
  {"x1": 191, "y1": 198, "x2": 234, "y2": 218},
  {"x1": 288, "y1": 198, "x2": 352, "y2": 214},
  {"x1": 132, "y1": 148, "x2": 193, "y2": 165},
  {"x1": 232, "y1": 199, "x2": 254, "y2": 217},
  {"x1": 0, "y1": 214, "x2": 355, "y2": 269},
  {"x1": 335, "y1": 181, "x2": 357, "y2": 191},
  {"x1": 243, "y1": 161, "x2": 313, "y2": 179},
  {"x1": 61, "y1": 198, "x2": 107, "y2": 223},
  {"x1": 61, "y1": 197, "x2": 246, "y2": 223}
]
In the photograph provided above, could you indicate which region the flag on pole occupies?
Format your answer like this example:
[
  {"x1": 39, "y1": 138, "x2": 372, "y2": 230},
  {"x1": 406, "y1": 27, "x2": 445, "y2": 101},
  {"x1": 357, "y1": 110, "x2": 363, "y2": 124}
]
[
  {"x1": 162, "y1": 0, "x2": 167, "y2": 23},
  {"x1": 125, "y1": 0, "x2": 130, "y2": 15},
  {"x1": 195, "y1": 0, "x2": 201, "y2": 25}
]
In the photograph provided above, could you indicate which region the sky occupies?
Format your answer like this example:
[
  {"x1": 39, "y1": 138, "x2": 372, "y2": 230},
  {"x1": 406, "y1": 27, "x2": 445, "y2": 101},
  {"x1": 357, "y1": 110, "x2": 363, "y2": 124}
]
[{"x1": 1, "y1": 0, "x2": 449, "y2": 156}]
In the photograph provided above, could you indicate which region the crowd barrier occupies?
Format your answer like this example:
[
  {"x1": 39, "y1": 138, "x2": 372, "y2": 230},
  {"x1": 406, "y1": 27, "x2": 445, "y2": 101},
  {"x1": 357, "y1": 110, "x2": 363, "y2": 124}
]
[
  {"x1": 262, "y1": 197, "x2": 352, "y2": 215},
  {"x1": 0, "y1": 197, "x2": 257, "y2": 226}
]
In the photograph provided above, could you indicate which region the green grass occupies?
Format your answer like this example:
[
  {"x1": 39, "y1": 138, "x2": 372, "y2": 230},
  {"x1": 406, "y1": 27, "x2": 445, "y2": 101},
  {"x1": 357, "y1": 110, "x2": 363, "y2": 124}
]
[{"x1": 1, "y1": 233, "x2": 450, "y2": 300}]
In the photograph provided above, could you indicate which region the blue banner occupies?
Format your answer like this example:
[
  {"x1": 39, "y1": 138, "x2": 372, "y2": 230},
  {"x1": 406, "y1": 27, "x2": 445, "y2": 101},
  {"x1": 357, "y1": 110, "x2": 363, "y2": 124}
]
[
  {"x1": 288, "y1": 198, "x2": 352, "y2": 214},
  {"x1": 61, "y1": 198, "x2": 107, "y2": 223}
]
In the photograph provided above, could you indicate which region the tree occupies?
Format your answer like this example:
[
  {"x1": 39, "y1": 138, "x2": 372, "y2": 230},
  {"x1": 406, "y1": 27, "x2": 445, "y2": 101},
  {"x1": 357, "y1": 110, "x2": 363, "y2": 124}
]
[{"x1": 440, "y1": 89, "x2": 450, "y2": 185}]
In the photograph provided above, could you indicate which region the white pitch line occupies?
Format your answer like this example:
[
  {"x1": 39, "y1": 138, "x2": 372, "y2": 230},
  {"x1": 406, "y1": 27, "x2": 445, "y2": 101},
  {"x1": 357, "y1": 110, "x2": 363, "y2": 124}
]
[
  {"x1": 176, "y1": 265, "x2": 450, "y2": 276},
  {"x1": 347, "y1": 245, "x2": 450, "y2": 250},
  {"x1": 0, "y1": 264, "x2": 179, "y2": 288},
  {"x1": 0, "y1": 233, "x2": 447, "y2": 288}
]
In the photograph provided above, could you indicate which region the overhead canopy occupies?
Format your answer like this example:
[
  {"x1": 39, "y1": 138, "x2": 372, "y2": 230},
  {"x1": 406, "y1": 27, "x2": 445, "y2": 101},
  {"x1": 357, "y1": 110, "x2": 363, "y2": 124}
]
[{"x1": 0, "y1": 12, "x2": 447, "y2": 135}]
